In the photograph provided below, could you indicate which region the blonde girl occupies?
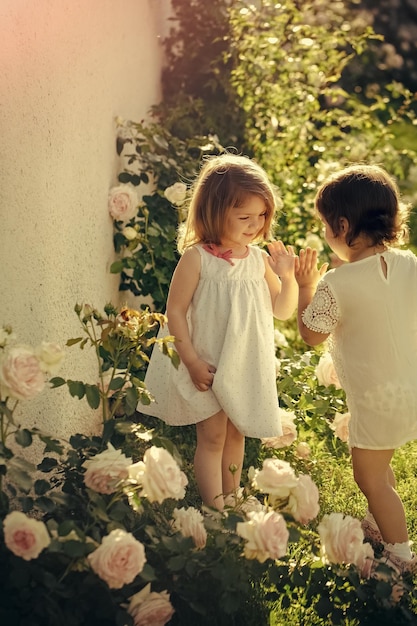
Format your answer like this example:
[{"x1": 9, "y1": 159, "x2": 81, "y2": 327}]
[
  {"x1": 141, "y1": 154, "x2": 298, "y2": 510},
  {"x1": 295, "y1": 164, "x2": 417, "y2": 574}
]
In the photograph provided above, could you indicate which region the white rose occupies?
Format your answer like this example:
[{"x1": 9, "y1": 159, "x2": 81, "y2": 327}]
[
  {"x1": 285, "y1": 474, "x2": 320, "y2": 524},
  {"x1": 164, "y1": 182, "x2": 187, "y2": 205},
  {"x1": 122, "y1": 226, "x2": 138, "y2": 241},
  {"x1": 172, "y1": 507, "x2": 207, "y2": 549},
  {"x1": 315, "y1": 351, "x2": 341, "y2": 388},
  {"x1": 295, "y1": 441, "x2": 311, "y2": 459},
  {"x1": 128, "y1": 584, "x2": 175, "y2": 626},
  {"x1": 262, "y1": 408, "x2": 297, "y2": 449},
  {"x1": 0, "y1": 345, "x2": 45, "y2": 400},
  {"x1": 274, "y1": 328, "x2": 288, "y2": 347},
  {"x1": 108, "y1": 185, "x2": 138, "y2": 222},
  {"x1": 236, "y1": 509, "x2": 289, "y2": 562},
  {"x1": 83, "y1": 443, "x2": 132, "y2": 494},
  {"x1": 304, "y1": 232, "x2": 324, "y2": 252},
  {"x1": 88, "y1": 528, "x2": 146, "y2": 589},
  {"x1": 36, "y1": 341, "x2": 65, "y2": 375},
  {"x1": 330, "y1": 412, "x2": 351, "y2": 443},
  {"x1": 128, "y1": 446, "x2": 188, "y2": 503},
  {"x1": 4, "y1": 511, "x2": 50, "y2": 560},
  {"x1": 252, "y1": 458, "x2": 298, "y2": 498},
  {"x1": 318, "y1": 513, "x2": 374, "y2": 572}
]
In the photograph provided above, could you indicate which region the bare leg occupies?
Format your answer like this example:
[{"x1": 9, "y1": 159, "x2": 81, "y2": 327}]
[
  {"x1": 352, "y1": 447, "x2": 408, "y2": 544},
  {"x1": 221, "y1": 419, "x2": 245, "y2": 496},
  {"x1": 194, "y1": 410, "x2": 228, "y2": 510}
]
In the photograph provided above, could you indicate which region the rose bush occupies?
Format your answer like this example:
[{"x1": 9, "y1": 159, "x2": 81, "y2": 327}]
[{"x1": 0, "y1": 306, "x2": 414, "y2": 625}]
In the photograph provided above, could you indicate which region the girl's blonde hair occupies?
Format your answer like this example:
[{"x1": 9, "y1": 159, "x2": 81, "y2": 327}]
[
  {"x1": 315, "y1": 164, "x2": 411, "y2": 247},
  {"x1": 178, "y1": 154, "x2": 279, "y2": 253}
]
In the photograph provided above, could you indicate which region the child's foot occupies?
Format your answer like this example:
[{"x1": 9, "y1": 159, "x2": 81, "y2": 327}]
[{"x1": 361, "y1": 518, "x2": 384, "y2": 549}]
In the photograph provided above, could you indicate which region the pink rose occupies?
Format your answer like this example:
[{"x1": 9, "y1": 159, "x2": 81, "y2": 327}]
[
  {"x1": 318, "y1": 513, "x2": 374, "y2": 571},
  {"x1": 128, "y1": 446, "x2": 188, "y2": 503},
  {"x1": 88, "y1": 528, "x2": 146, "y2": 589},
  {"x1": 83, "y1": 443, "x2": 132, "y2": 494},
  {"x1": 262, "y1": 408, "x2": 297, "y2": 449},
  {"x1": 330, "y1": 412, "x2": 351, "y2": 443},
  {"x1": 0, "y1": 345, "x2": 45, "y2": 400},
  {"x1": 172, "y1": 507, "x2": 207, "y2": 549},
  {"x1": 4, "y1": 511, "x2": 50, "y2": 560},
  {"x1": 252, "y1": 458, "x2": 298, "y2": 499},
  {"x1": 285, "y1": 474, "x2": 320, "y2": 525},
  {"x1": 236, "y1": 509, "x2": 289, "y2": 563},
  {"x1": 108, "y1": 185, "x2": 138, "y2": 222},
  {"x1": 315, "y1": 351, "x2": 341, "y2": 388},
  {"x1": 128, "y1": 584, "x2": 175, "y2": 626}
]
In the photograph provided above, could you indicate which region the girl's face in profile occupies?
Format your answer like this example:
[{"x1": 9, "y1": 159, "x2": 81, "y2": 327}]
[{"x1": 223, "y1": 194, "x2": 267, "y2": 250}]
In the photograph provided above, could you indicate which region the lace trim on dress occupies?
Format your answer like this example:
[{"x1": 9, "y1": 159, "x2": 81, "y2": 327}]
[{"x1": 302, "y1": 281, "x2": 340, "y2": 334}]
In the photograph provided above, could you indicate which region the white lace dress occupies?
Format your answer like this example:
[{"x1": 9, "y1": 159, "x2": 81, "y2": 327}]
[
  {"x1": 302, "y1": 248, "x2": 417, "y2": 449},
  {"x1": 139, "y1": 244, "x2": 283, "y2": 438}
]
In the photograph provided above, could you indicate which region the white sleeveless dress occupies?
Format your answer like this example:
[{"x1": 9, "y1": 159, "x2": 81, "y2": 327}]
[
  {"x1": 139, "y1": 244, "x2": 283, "y2": 438},
  {"x1": 302, "y1": 248, "x2": 417, "y2": 449}
]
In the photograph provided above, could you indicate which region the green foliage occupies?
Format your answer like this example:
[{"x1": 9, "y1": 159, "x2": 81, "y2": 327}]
[
  {"x1": 111, "y1": 120, "x2": 224, "y2": 311},
  {"x1": 226, "y1": 0, "x2": 417, "y2": 245}
]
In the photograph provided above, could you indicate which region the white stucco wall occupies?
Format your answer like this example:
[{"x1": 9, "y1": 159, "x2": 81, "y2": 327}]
[{"x1": 0, "y1": 0, "x2": 170, "y2": 441}]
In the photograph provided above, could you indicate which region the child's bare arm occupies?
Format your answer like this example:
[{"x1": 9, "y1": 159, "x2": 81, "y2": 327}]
[
  {"x1": 166, "y1": 248, "x2": 216, "y2": 391},
  {"x1": 265, "y1": 240, "x2": 298, "y2": 320},
  {"x1": 295, "y1": 247, "x2": 329, "y2": 346}
]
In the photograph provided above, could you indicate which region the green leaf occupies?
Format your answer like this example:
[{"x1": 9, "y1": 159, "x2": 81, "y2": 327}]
[
  {"x1": 49, "y1": 376, "x2": 66, "y2": 388},
  {"x1": 66, "y1": 337, "x2": 84, "y2": 346},
  {"x1": 110, "y1": 260, "x2": 125, "y2": 274},
  {"x1": 14, "y1": 428, "x2": 33, "y2": 447},
  {"x1": 34, "y1": 479, "x2": 51, "y2": 495},
  {"x1": 85, "y1": 384, "x2": 101, "y2": 409},
  {"x1": 37, "y1": 456, "x2": 58, "y2": 472},
  {"x1": 67, "y1": 380, "x2": 86, "y2": 399}
]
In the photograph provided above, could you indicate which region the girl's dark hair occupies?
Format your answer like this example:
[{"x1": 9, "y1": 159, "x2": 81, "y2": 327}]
[
  {"x1": 178, "y1": 153, "x2": 280, "y2": 252},
  {"x1": 315, "y1": 164, "x2": 410, "y2": 247}
]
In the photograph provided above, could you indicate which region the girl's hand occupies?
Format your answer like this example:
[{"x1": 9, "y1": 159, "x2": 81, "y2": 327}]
[
  {"x1": 295, "y1": 247, "x2": 328, "y2": 288},
  {"x1": 267, "y1": 240, "x2": 296, "y2": 278},
  {"x1": 187, "y1": 358, "x2": 216, "y2": 392}
]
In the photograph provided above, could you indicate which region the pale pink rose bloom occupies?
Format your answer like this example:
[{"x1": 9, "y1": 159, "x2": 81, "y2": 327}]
[
  {"x1": 295, "y1": 442, "x2": 311, "y2": 459},
  {"x1": 36, "y1": 341, "x2": 65, "y2": 375},
  {"x1": 262, "y1": 408, "x2": 297, "y2": 449},
  {"x1": 164, "y1": 182, "x2": 187, "y2": 205},
  {"x1": 108, "y1": 185, "x2": 138, "y2": 222},
  {"x1": 128, "y1": 446, "x2": 188, "y2": 503},
  {"x1": 0, "y1": 345, "x2": 45, "y2": 400},
  {"x1": 83, "y1": 443, "x2": 132, "y2": 494},
  {"x1": 285, "y1": 474, "x2": 320, "y2": 524},
  {"x1": 330, "y1": 412, "x2": 351, "y2": 443},
  {"x1": 318, "y1": 513, "x2": 374, "y2": 571},
  {"x1": 236, "y1": 509, "x2": 289, "y2": 563},
  {"x1": 252, "y1": 458, "x2": 298, "y2": 498},
  {"x1": 4, "y1": 511, "x2": 50, "y2": 560},
  {"x1": 172, "y1": 507, "x2": 207, "y2": 549},
  {"x1": 128, "y1": 583, "x2": 175, "y2": 626},
  {"x1": 88, "y1": 528, "x2": 146, "y2": 589},
  {"x1": 315, "y1": 351, "x2": 341, "y2": 389}
]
